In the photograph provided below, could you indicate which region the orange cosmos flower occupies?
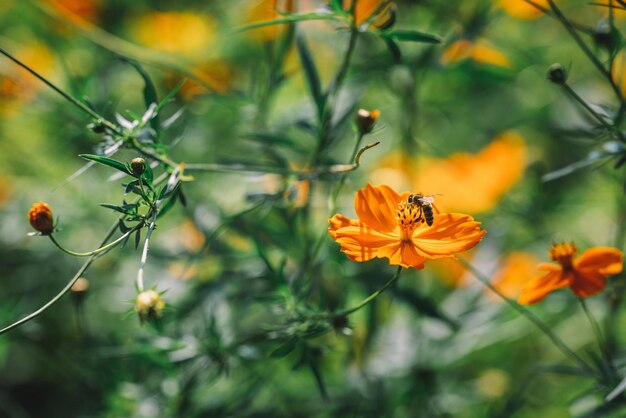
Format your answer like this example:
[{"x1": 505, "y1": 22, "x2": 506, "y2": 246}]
[
  {"x1": 28, "y1": 202, "x2": 54, "y2": 235},
  {"x1": 328, "y1": 184, "x2": 486, "y2": 269},
  {"x1": 344, "y1": 0, "x2": 395, "y2": 27},
  {"x1": 518, "y1": 243, "x2": 623, "y2": 305},
  {"x1": 497, "y1": 0, "x2": 549, "y2": 20},
  {"x1": 245, "y1": 0, "x2": 296, "y2": 42},
  {"x1": 440, "y1": 39, "x2": 511, "y2": 69}
]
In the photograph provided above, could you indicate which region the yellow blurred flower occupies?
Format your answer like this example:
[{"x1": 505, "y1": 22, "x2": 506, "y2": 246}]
[
  {"x1": 428, "y1": 255, "x2": 471, "y2": 287},
  {"x1": 497, "y1": 0, "x2": 548, "y2": 20},
  {"x1": 612, "y1": 50, "x2": 626, "y2": 99},
  {"x1": 45, "y1": 0, "x2": 101, "y2": 23},
  {"x1": 0, "y1": 177, "x2": 11, "y2": 208},
  {"x1": 244, "y1": 0, "x2": 295, "y2": 42},
  {"x1": 412, "y1": 131, "x2": 527, "y2": 214},
  {"x1": 440, "y1": 39, "x2": 511, "y2": 69},
  {"x1": 0, "y1": 43, "x2": 55, "y2": 114},
  {"x1": 490, "y1": 252, "x2": 539, "y2": 300},
  {"x1": 133, "y1": 11, "x2": 217, "y2": 55},
  {"x1": 344, "y1": 0, "x2": 395, "y2": 27}
]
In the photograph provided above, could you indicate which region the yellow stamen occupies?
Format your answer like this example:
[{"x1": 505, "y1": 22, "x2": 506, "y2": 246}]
[
  {"x1": 396, "y1": 201, "x2": 422, "y2": 241},
  {"x1": 549, "y1": 242, "x2": 577, "y2": 270}
]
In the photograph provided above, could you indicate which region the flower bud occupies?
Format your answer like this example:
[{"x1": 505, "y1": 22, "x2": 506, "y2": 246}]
[
  {"x1": 28, "y1": 202, "x2": 54, "y2": 235},
  {"x1": 356, "y1": 108, "x2": 380, "y2": 135},
  {"x1": 593, "y1": 21, "x2": 619, "y2": 53},
  {"x1": 71, "y1": 277, "x2": 90, "y2": 304},
  {"x1": 88, "y1": 122, "x2": 106, "y2": 134},
  {"x1": 547, "y1": 64, "x2": 567, "y2": 85},
  {"x1": 135, "y1": 290, "x2": 165, "y2": 323},
  {"x1": 130, "y1": 157, "x2": 146, "y2": 176}
]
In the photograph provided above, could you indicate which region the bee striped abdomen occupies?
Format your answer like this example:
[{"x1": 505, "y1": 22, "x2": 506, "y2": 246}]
[{"x1": 422, "y1": 204, "x2": 434, "y2": 226}]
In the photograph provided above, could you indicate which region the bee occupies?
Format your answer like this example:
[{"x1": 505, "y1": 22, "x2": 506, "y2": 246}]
[{"x1": 407, "y1": 194, "x2": 440, "y2": 226}]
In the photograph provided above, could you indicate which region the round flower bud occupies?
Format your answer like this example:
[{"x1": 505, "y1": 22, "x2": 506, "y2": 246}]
[
  {"x1": 356, "y1": 108, "x2": 380, "y2": 135},
  {"x1": 593, "y1": 21, "x2": 618, "y2": 52},
  {"x1": 130, "y1": 157, "x2": 146, "y2": 176},
  {"x1": 547, "y1": 64, "x2": 567, "y2": 85},
  {"x1": 71, "y1": 277, "x2": 90, "y2": 303},
  {"x1": 28, "y1": 202, "x2": 54, "y2": 235},
  {"x1": 135, "y1": 290, "x2": 165, "y2": 323}
]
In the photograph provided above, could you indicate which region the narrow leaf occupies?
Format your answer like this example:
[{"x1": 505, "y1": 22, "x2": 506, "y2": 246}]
[
  {"x1": 80, "y1": 154, "x2": 132, "y2": 176},
  {"x1": 379, "y1": 29, "x2": 442, "y2": 44},
  {"x1": 126, "y1": 59, "x2": 160, "y2": 137},
  {"x1": 296, "y1": 35, "x2": 324, "y2": 117}
]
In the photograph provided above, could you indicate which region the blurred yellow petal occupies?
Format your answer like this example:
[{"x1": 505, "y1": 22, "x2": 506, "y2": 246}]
[
  {"x1": 413, "y1": 131, "x2": 527, "y2": 214},
  {"x1": 498, "y1": 0, "x2": 549, "y2": 20},
  {"x1": 440, "y1": 39, "x2": 474, "y2": 66},
  {"x1": 133, "y1": 12, "x2": 217, "y2": 55},
  {"x1": 490, "y1": 252, "x2": 539, "y2": 300},
  {"x1": 244, "y1": 0, "x2": 295, "y2": 42},
  {"x1": 471, "y1": 41, "x2": 511, "y2": 68},
  {"x1": 45, "y1": 0, "x2": 101, "y2": 23}
]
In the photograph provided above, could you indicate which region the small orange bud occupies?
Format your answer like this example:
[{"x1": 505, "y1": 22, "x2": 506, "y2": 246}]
[
  {"x1": 28, "y1": 201, "x2": 54, "y2": 235},
  {"x1": 135, "y1": 290, "x2": 165, "y2": 323},
  {"x1": 356, "y1": 108, "x2": 380, "y2": 135}
]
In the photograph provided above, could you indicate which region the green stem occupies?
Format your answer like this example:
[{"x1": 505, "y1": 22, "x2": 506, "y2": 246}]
[
  {"x1": 0, "y1": 46, "x2": 121, "y2": 135},
  {"x1": 546, "y1": 0, "x2": 625, "y2": 105},
  {"x1": 458, "y1": 258, "x2": 596, "y2": 376},
  {"x1": 335, "y1": 266, "x2": 403, "y2": 317},
  {"x1": 561, "y1": 83, "x2": 614, "y2": 130},
  {"x1": 0, "y1": 221, "x2": 119, "y2": 336},
  {"x1": 48, "y1": 228, "x2": 137, "y2": 257},
  {"x1": 579, "y1": 298, "x2": 609, "y2": 363}
]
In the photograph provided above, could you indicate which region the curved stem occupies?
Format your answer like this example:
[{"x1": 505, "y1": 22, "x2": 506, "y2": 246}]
[
  {"x1": 48, "y1": 227, "x2": 137, "y2": 257},
  {"x1": 0, "y1": 221, "x2": 120, "y2": 336},
  {"x1": 458, "y1": 257, "x2": 597, "y2": 376},
  {"x1": 579, "y1": 298, "x2": 610, "y2": 365},
  {"x1": 0, "y1": 47, "x2": 121, "y2": 135},
  {"x1": 334, "y1": 266, "x2": 403, "y2": 317},
  {"x1": 136, "y1": 211, "x2": 158, "y2": 292}
]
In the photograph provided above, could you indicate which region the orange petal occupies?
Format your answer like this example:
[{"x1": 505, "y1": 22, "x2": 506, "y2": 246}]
[
  {"x1": 518, "y1": 269, "x2": 570, "y2": 305},
  {"x1": 329, "y1": 214, "x2": 399, "y2": 263},
  {"x1": 575, "y1": 247, "x2": 624, "y2": 276},
  {"x1": 354, "y1": 183, "x2": 402, "y2": 233},
  {"x1": 411, "y1": 213, "x2": 486, "y2": 257},
  {"x1": 570, "y1": 270, "x2": 607, "y2": 298},
  {"x1": 378, "y1": 241, "x2": 427, "y2": 269}
]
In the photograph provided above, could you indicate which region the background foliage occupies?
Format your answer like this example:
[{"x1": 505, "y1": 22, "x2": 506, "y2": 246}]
[{"x1": 2, "y1": 0, "x2": 626, "y2": 417}]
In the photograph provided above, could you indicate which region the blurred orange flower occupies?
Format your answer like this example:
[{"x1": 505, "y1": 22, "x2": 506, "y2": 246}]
[
  {"x1": 344, "y1": 0, "x2": 395, "y2": 27},
  {"x1": 28, "y1": 202, "x2": 54, "y2": 235},
  {"x1": 133, "y1": 12, "x2": 217, "y2": 55},
  {"x1": 440, "y1": 39, "x2": 511, "y2": 68},
  {"x1": 46, "y1": 0, "x2": 101, "y2": 23},
  {"x1": 244, "y1": 0, "x2": 295, "y2": 42},
  {"x1": 328, "y1": 184, "x2": 486, "y2": 269},
  {"x1": 491, "y1": 252, "x2": 539, "y2": 300},
  {"x1": 518, "y1": 243, "x2": 623, "y2": 304},
  {"x1": 497, "y1": 0, "x2": 548, "y2": 20},
  {"x1": 0, "y1": 43, "x2": 55, "y2": 114},
  {"x1": 412, "y1": 131, "x2": 527, "y2": 214}
]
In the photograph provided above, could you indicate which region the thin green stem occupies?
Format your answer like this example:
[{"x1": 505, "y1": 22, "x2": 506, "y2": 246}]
[
  {"x1": 458, "y1": 258, "x2": 596, "y2": 376},
  {"x1": 330, "y1": 132, "x2": 365, "y2": 213},
  {"x1": 561, "y1": 83, "x2": 614, "y2": 130},
  {"x1": 0, "y1": 221, "x2": 119, "y2": 336},
  {"x1": 579, "y1": 298, "x2": 609, "y2": 363},
  {"x1": 0, "y1": 46, "x2": 121, "y2": 135},
  {"x1": 546, "y1": 0, "x2": 625, "y2": 105},
  {"x1": 136, "y1": 211, "x2": 158, "y2": 292},
  {"x1": 335, "y1": 266, "x2": 403, "y2": 317},
  {"x1": 48, "y1": 227, "x2": 137, "y2": 257}
]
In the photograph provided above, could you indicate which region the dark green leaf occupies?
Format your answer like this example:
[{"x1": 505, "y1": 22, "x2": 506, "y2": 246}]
[
  {"x1": 125, "y1": 59, "x2": 160, "y2": 138},
  {"x1": 142, "y1": 163, "x2": 154, "y2": 184},
  {"x1": 379, "y1": 29, "x2": 442, "y2": 44},
  {"x1": 384, "y1": 38, "x2": 402, "y2": 63},
  {"x1": 134, "y1": 229, "x2": 142, "y2": 250},
  {"x1": 296, "y1": 35, "x2": 324, "y2": 117},
  {"x1": 156, "y1": 79, "x2": 186, "y2": 114},
  {"x1": 270, "y1": 340, "x2": 297, "y2": 358},
  {"x1": 80, "y1": 154, "x2": 132, "y2": 176}
]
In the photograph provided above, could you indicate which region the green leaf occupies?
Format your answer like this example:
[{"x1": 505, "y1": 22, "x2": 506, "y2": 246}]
[
  {"x1": 125, "y1": 59, "x2": 160, "y2": 138},
  {"x1": 379, "y1": 29, "x2": 442, "y2": 44},
  {"x1": 142, "y1": 163, "x2": 154, "y2": 184},
  {"x1": 270, "y1": 340, "x2": 297, "y2": 358},
  {"x1": 607, "y1": 375, "x2": 626, "y2": 402},
  {"x1": 79, "y1": 154, "x2": 132, "y2": 176},
  {"x1": 236, "y1": 12, "x2": 336, "y2": 32},
  {"x1": 134, "y1": 228, "x2": 142, "y2": 250},
  {"x1": 155, "y1": 79, "x2": 186, "y2": 114},
  {"x1": 384, "y1": 38, "x2": 402, "y2": 63},
  {"x1": 296, "y1": 35, "x2": 324, "y2": 118}
]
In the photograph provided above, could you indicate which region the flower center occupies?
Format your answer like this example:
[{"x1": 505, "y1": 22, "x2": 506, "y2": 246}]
[
  {"x1": 549, "y1": 242, "x2": 577, "y2": 270},
  {"x1": 396, "y1": 201, "x2": 423, "y2": 241}
]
